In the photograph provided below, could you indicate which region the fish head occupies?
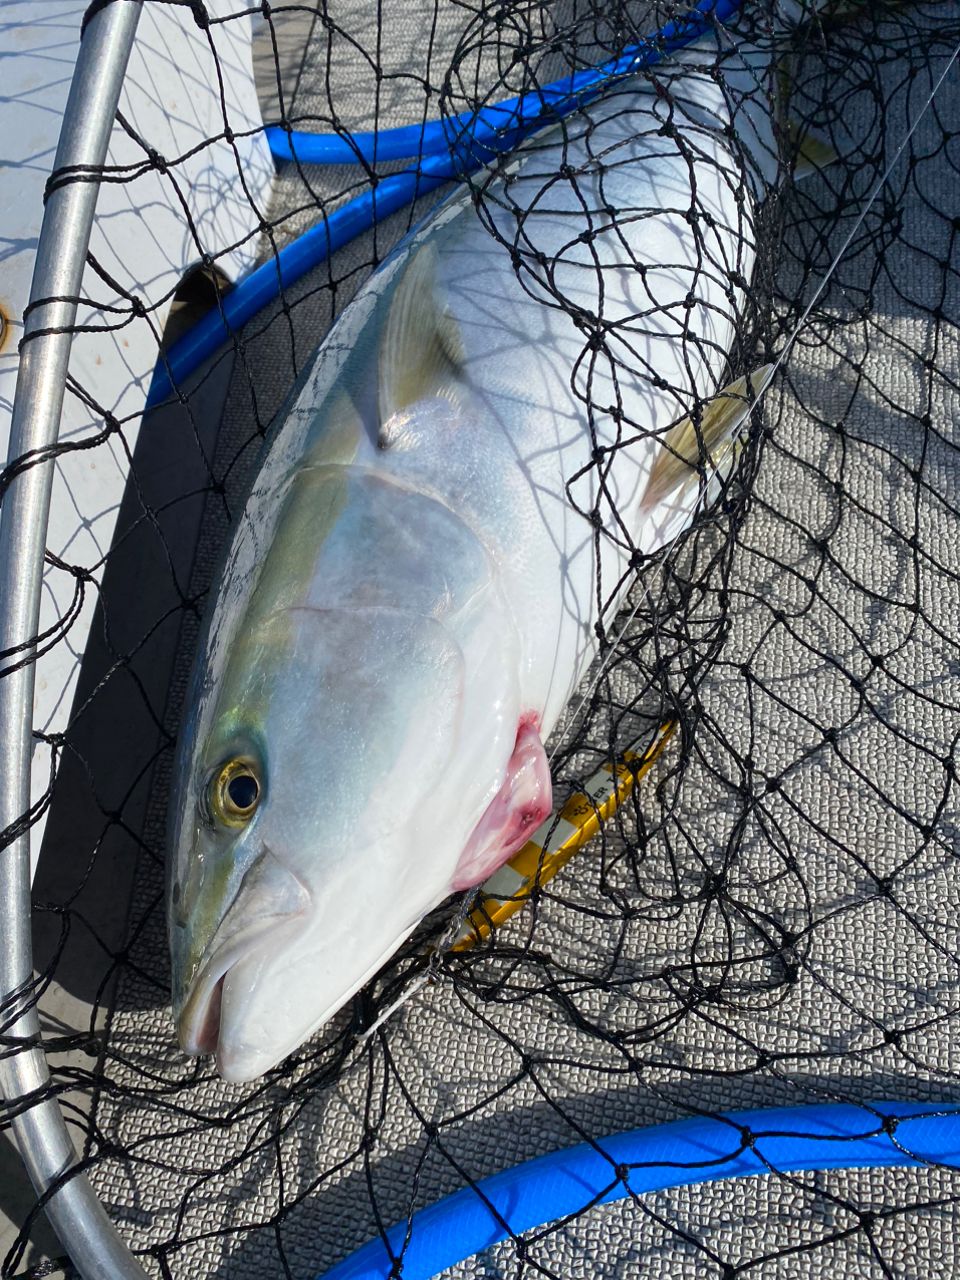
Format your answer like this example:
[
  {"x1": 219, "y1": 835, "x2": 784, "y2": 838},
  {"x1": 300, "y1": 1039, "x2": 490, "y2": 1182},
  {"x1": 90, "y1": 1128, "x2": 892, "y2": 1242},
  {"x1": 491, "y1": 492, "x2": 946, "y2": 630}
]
[{"x1": 168, "y1": 600, "x2": 518, "y2": 1082}]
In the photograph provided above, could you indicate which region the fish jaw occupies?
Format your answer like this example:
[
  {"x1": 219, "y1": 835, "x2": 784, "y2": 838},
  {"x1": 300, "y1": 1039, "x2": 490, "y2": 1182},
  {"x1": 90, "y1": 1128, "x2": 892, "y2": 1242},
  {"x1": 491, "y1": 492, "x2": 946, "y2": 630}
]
[
  {"x1": 177, "y1": 918, "x2": 305, "y2": 1059},
  {"x1": 184, "y1": 849, "x2": 453, "y2": 1082},
  {"x1": 173, "y1": 825, "x2": 440, "y2": 1080},
  {"x1": 212, "y1": 904, "x2": 440, "y2": 1081},
  {"x1": 175, "y1": 845, "x2": 312, "y2": 1061}
]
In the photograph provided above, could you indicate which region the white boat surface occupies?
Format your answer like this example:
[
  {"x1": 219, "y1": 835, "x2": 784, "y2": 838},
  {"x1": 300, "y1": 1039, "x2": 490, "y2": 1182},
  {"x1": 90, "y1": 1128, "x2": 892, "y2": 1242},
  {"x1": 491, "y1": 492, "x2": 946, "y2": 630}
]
[{"x1": 1, "y1": 0, "x2": 274, "y2": 876}]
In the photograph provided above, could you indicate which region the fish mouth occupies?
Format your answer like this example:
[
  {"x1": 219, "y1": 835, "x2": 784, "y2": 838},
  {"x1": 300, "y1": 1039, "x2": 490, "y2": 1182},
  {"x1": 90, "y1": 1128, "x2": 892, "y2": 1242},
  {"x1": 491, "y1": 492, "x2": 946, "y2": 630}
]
[
  {"x1": 176, "y1": 843, "x2": 449, "y2": 1080},
  {"x1": 207, "y1": 913, "x2": 440, "y2": 1082},
  {"x1": 177, "y1": 916, "x2": 298, "y2": 1058},
  {"x1": 176, "y1": 847, "x2": 311, "y2": 1061}
]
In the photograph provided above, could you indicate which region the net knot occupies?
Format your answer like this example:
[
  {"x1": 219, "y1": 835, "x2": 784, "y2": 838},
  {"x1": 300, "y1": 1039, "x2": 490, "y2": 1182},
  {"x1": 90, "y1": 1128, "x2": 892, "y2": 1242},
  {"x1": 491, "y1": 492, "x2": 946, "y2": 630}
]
[{"x1": 701, "y1": 872, "x2": 725, "y2": 899}]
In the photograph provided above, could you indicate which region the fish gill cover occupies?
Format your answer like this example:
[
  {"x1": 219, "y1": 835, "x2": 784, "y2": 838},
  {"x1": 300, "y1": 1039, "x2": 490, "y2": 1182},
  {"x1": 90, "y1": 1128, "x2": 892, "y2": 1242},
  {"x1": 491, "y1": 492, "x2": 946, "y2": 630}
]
[{"x1": 2, "y1": 0, "x2": 960, "y2": 1276}]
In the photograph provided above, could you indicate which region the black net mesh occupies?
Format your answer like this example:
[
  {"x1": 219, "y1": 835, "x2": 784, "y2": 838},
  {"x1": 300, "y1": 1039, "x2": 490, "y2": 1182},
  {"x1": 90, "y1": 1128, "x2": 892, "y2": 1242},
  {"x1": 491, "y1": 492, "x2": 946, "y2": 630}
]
[{"x1": 3, "y1": 0, "x2": 960, "y2": 1277}]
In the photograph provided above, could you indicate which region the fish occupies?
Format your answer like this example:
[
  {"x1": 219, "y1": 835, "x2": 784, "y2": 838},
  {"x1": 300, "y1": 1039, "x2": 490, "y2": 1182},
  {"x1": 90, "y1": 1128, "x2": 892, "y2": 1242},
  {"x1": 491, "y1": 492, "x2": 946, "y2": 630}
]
[{"x1": 168, "y1": 26, "x2": 784, "y2": 1081}]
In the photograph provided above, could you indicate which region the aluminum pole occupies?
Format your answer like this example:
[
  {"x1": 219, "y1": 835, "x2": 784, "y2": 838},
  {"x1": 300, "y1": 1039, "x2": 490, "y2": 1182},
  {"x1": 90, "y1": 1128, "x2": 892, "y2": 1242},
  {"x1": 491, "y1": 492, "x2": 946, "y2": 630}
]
[{"x1": 0, "y1": 2, "x2": 150, "y2": 1277}]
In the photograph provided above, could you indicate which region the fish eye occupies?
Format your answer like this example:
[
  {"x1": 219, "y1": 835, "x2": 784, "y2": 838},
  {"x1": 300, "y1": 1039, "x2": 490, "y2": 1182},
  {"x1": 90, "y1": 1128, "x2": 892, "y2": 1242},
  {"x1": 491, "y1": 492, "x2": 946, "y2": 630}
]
[{"x1": 210, "y1": 759, "x2": 262, "y2": 827}]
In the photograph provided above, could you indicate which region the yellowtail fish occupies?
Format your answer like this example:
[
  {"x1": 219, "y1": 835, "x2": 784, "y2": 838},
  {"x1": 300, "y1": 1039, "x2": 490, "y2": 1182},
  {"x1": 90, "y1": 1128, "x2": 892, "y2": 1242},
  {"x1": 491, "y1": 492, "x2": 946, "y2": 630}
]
[{"x1": 168, "y1": 29, "x2": 779, "y2": 1081}]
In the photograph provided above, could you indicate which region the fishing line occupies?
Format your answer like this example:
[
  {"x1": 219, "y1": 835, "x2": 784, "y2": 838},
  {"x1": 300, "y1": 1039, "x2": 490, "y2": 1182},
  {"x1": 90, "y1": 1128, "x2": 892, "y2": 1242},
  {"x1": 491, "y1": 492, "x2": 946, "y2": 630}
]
[
  {"x1": 290, "y1": 29, "x2": 960, "y2": 1063},
  {"x1": 354, "y1": 872, "x2": 489, "y2": 1046},
  {"x1": 547, "y1": 35, "x2": 960, "y2": 764},
  {"x1": 356, "y1": 974, "x2": 430, "y2": 1046},
  {"x1": 763, "y1": 36, "x2": 960, "y2": 382}
]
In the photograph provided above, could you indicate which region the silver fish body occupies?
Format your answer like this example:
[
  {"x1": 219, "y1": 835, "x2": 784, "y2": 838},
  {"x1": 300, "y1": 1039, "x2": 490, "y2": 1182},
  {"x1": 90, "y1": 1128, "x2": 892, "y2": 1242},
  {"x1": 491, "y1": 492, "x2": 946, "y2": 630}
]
[{"x1": 169, "y1": 34, "x2": 778, "y2": 1080}]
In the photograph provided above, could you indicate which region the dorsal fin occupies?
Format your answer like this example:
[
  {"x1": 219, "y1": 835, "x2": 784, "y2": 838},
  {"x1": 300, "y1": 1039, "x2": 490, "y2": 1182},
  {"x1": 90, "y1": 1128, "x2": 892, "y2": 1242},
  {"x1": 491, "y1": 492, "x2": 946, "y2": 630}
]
[
  {"x1": 378, "y1": 242, "x2": 466, "y2": 431},
  {"x1": 791, "y1": 120, "x2": 840, "y2": 180},
  {"x1": 643, "y1": 366, "x2": 773, "y2": 512},
  {"x1": 777, "y1": 61, "x2": 840, "y2": 181}
]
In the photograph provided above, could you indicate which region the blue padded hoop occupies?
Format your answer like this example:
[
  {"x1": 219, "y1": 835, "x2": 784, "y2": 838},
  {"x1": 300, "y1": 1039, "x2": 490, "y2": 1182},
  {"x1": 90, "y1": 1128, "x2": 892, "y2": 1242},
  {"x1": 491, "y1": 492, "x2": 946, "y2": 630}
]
[
  {"x1": 147, "y1": 0, "x2": 739, "y2": 404},
  {"x1": 317, "y1": 1102, "x2": 960, "y2": 1280}
]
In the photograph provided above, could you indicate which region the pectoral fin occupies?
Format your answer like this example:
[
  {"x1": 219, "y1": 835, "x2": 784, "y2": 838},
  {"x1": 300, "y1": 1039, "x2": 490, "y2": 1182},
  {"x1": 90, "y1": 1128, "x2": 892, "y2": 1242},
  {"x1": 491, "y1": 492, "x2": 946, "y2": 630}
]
[
  {"x1": 643, "y1": 366, "x2": 773, "y2": 514},
  {"x1": 379, "y1": 242, "x2": 466, "y2": 433}
]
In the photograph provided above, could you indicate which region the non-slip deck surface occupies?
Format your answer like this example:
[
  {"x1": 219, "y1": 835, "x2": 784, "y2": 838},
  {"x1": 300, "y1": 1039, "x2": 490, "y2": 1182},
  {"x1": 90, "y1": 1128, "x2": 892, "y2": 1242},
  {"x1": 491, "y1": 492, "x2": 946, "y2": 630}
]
[{"x1": 7, "y1": 4, "x2": 958, "y2": 1278}]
